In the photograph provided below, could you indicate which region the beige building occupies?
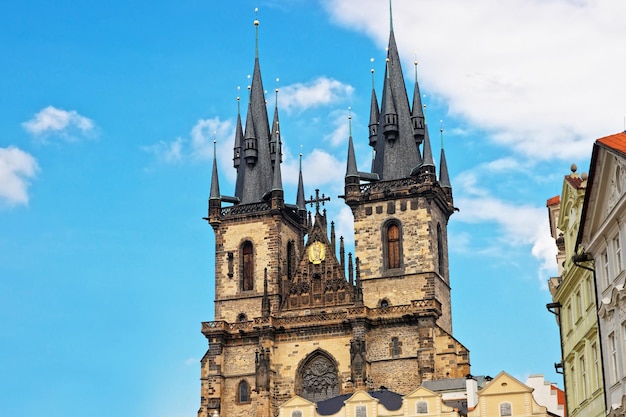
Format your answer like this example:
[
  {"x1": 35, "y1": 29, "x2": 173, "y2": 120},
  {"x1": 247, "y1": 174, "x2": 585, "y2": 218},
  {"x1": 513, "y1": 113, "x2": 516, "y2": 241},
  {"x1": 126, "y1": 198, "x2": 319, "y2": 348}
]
[
  {"x1": 197, "y1": 10, "x2": 470, "y2": 417},
  {"x1": 277, "y1": 372, "x2": 556, "y2": 417},
  {"x1": 546, "y1": 165, "x2": 604, "y2": 417},
  {"x1": 575, "y1": 131, "x2": 626, "y2": 416}
]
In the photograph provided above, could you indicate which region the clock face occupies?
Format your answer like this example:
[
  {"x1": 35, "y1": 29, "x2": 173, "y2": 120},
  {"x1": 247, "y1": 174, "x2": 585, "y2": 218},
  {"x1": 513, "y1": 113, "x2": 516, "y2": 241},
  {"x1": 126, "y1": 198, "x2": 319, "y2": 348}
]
[{"x1": 308, "y1": 241, "x2": 326, "y2": 264}]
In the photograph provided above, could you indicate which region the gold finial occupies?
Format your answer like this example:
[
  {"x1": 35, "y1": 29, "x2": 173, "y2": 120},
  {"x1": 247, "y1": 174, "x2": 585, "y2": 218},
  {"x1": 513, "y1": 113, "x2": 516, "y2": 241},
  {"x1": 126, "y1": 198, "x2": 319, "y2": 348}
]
[
  {"x1": 440, "y1": 120, "x2": 444, "y2": 148},
  {"x1": 254, "y1": 7, "x2": 259, "y2": 25}
]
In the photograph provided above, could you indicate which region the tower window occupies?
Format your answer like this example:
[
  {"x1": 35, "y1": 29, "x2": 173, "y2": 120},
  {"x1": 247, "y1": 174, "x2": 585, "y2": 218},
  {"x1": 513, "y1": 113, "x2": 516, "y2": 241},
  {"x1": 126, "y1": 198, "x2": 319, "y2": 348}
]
[
  {"x1": 237, "y1": 313, "x2": 247, "y2": 322},
  {"x1": 287, "y1": 240, "x2": 295, "y2": 280},
  {"x1": 238, "y1": 380, "x2": 250, "y2": 403},
  {"x1": 390, "y1": 337, "x2": 401, "y2": 358},
  {"x1": 242, "y1": 241, "x2": 254, "y2": 291},
  {"x1": 383, "y1": 221, "x2": 402, "y2": 270}
]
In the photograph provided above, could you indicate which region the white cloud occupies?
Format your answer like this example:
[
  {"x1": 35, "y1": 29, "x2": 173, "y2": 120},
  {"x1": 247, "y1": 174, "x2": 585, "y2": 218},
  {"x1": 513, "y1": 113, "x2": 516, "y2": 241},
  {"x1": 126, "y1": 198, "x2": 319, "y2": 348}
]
[
  {"x1": 321, "y1": 0, "x2": 626, "y2": 160},
  {"x1": 0, "y1": 146, "x2": 39, "y2": 207},
  {"x1": 279, "y1": 77, "x2": 354, "y2": 113},
  {"x1": 323, "y1": 109, "x2": 354, "y2": 147},
  {"x1": 23, "y1": 106, "x2": 95, "y2": 140},
  {"x1": 143, "y1": 117, "x2": 234, "y2": 170}
]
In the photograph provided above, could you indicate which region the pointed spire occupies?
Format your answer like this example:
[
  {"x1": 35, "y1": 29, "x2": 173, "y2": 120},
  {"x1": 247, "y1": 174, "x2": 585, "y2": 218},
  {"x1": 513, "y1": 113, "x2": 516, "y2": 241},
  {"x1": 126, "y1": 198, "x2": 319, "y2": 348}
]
[
  {"x1": 233, "y1": 10, "x2": 274, "y2": 204},
  {"x1": 210, "y1": 140, "x2": 221, "y2": 200},
  {"x1": 411, "y1": 60, "x2": 425, "y2": 145},
  {"x1": 368, "y1": 61, "x2": 380, "y2": 148},
  {"x1": 370, "y1": 5, "x2": 421, "y2": 180},
  {"x1": 389, "y1": 0, "x2": 394, "y2": 32},
  {"x1": 271, "y1": 133, "x2": 283, "y2": 192},
  {"x1": 421, "y1": 123, "x2": 435, "y2": 170},
  {"x1": 439, "y1": 121, "x2": 451, "y2": 189},
  {"x1": 296, "y1": 149, "x2": 306, "y2": 210},
  {"x1": 270, "y1": 83, "x2": 281, "y2": 167},
  {"x1": 346, "y1": 131, "x2": 359, "y2": 180},
  {"x1": 233, "y1": 94, "x2": 243, "y2": 169}
]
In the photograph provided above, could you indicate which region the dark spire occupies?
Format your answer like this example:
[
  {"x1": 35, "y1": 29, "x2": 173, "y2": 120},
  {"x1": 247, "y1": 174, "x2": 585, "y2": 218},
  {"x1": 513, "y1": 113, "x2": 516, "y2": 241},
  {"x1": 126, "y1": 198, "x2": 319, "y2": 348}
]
[
  {"x1": 421, "y1": 124, "x2": 435, "y2": 171},
  {"x1": 346, "y1": 113, "x2": 359, "y2": 180},
  {"x1": 234, "y1": 13, "x2": 274, "y2": 204},
  {"x1": 210, "y1": 140, "x2": 221, "y2": 200},
  {"x1": 439, "y1": 122, "x2": 451, "y2": 189},
  {"x1": 296, "y1": 151, "x2": 306, "y2": 210},
  {"x1": 411, "y1": 61, "x2": 425, "y2": 145},
  {"x1": 233, "y1": 95, "x2": 243, "y2": 169},
  {"x1": 368, "y1": 66, "x2": 380, "y2": 147},
  {"x1": 370, "y1": 10, "x2": 421, "y2": 180},
  {"x1": 270, "y1": 86, "x2": 281, "y2": 167},
  {"x1": 271, "y1": 133, "x2": 283, "y2": 193}
]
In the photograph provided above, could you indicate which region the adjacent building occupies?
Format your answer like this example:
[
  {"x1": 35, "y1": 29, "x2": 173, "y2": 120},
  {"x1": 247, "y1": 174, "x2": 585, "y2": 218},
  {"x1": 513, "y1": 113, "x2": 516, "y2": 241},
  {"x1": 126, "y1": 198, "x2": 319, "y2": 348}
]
[
  {"x1": 546, "y1": 166, "x2": 604, "y2": 417},
  {"x1": 575, "y1": 131, "x2": 626, "y2": 416}
]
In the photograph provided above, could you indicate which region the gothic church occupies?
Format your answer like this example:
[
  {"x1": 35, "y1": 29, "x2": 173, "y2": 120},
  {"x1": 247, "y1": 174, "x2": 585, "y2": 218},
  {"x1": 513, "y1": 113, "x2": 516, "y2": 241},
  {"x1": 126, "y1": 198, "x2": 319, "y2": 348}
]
[{"x1": 199, "y1": 11, "x2": 470, "y2": 417}]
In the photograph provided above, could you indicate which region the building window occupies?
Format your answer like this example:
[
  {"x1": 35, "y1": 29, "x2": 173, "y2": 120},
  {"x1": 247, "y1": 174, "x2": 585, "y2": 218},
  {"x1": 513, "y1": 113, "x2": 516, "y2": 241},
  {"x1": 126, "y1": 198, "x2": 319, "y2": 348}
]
[
  {"x1": 355, "y1": 405, "x2": 367, "y2": 417},
  {"x1": 500, "y1": 402, "x2": 512, "y2": 416},
  {"x1": 297, "y1": 352, "x2": 339, "y2": 402},
  {"x1": 383, "y1": 221, "x2": 402, "y2": 269},
  {"x1": 291, "y1": 411, "x2": 302, "y2": 417},
  {"x1": 566, "y1": 303, "x2": 573, "y2": 333},
  {"x1": 569, "y1": 362, "x2": 576, "y2": 404},
  {"x1": 592, "y1": 342, "x2": 600, "y2": 389},
  {"x1": 238, "y1": 380, "x2": 250, "y2": 403},
  {"x1": 237, "y1": 313, "x2": 247, "y2": 322},
  {"x1": 603, "y1": 250, "x2": 610, "y2": 287},
  {"x1": 586, "y1": 277, "x2": 594, "y2": 308},
  {"x1": 416, "y1": 401, "x2": 428, "y2": 414},
  {"x1": 242, "y1": 241, "x2": 254, "y2": 291},
  {"x1": 615, "y1": 234, "x2": 623, "y2": 274},
  {"x1": 580, "y1": 355, "x2": 587, "y2": 400},
  {"x1": 390, "y1": 337, "x2": 401, "y2": 358},
  {"x1": 609, "y1": 332, "x2": 619, "y2": 383},
  {"x1": 575, "y1": 290, "x2": 582, "y2": 321}
]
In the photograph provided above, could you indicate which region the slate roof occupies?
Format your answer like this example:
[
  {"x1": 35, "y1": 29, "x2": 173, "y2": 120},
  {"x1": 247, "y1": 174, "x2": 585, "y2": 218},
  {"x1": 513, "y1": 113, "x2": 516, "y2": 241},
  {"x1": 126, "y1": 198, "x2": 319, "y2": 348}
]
[{"x1": 316, "y1": 390, "x2": 403, "y2": 416}]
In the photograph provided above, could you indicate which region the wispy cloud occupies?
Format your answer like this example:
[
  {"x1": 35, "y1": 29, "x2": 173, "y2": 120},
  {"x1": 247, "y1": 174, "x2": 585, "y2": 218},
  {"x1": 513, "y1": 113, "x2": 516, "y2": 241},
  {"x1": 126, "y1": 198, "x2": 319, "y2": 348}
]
[
  {"x1": 0, "y1": 146, "x2": 39, "y2": 207},
  {"x1": 23, "y1": 106, "x2": 96, "y2": 141},
  {"x1": 279, "y1": 77, "x2": 354, "y2": 113},
  {"x1": 322, "y1": 0, "x2": 626, "y2": 160},
  {"x1": 142, "y1": 117, "x2": 234, "y2": 167}
]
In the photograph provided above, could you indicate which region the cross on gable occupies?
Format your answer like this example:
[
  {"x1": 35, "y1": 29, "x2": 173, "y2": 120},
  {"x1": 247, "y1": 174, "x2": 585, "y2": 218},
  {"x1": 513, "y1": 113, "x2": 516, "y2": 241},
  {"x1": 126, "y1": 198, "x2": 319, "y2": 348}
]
[{"x1": 305, "y1": 189, "x2": 330, "y2": 214}]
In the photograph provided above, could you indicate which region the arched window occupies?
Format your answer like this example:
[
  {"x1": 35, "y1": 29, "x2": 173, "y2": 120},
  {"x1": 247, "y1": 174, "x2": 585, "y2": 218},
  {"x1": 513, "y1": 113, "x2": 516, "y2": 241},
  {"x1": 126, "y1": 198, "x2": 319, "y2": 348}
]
[
  {"x1": 238, "y1": 380, "x2": 250, "y2": 403},
  {"x1": 383, "y1": 221, "x2": 402, "y2": 270},
  {"x1": 242, "y1": 241, "x2": 254, "y2": 291},
  {"x1": 237, "y1": 313, "x2": 247, "y2": 322},
  {"x1": 416, "y1": 401, "x2": 428, "y2": 414},
  {"x1": 391, "y1": 337, "x2": 400, "y2": 357},
  {"x1": 500, "y1": 402, "x2": 512, "y2": 416},
  {"x1": 296, "y1": 351, "x2": 339, "y2": 402},
  {"x1": 380, "y1": 299, "x2": 389, "y2": 308},
  {"x1": 437, "y1": 223, "x2": 444, "y2": 275}
]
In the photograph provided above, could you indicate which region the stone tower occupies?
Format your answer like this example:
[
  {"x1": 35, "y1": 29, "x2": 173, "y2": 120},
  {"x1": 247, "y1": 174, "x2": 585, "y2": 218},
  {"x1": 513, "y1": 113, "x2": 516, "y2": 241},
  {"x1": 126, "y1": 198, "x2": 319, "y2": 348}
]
[{"x1": 198, "y1": 11, "x2": 469, "y2": 417}]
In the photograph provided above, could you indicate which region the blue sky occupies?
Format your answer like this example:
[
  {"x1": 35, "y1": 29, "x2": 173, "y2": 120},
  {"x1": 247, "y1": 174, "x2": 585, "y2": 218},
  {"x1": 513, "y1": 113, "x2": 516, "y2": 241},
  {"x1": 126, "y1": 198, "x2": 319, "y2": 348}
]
[{"x1": 2, "y1": 1, "x2": 625, "y2": 416}]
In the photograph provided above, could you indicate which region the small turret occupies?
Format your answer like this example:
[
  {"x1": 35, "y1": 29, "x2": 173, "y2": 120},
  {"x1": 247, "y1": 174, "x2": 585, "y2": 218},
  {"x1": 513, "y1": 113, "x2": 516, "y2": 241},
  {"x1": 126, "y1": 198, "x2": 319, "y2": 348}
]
[
  {"x1": 368, "y1": 67, "x2": 380, "y2": 147},
  {"x1": 411, "y1": 61, "x2": 425, "y2": 145},
  {"x1": 381, "y1": 59, "x2": 399, "y2": 146}
]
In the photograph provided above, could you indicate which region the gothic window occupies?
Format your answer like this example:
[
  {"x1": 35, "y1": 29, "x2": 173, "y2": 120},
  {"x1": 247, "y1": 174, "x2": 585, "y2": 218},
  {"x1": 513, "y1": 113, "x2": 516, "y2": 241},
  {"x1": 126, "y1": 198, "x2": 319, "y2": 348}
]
[
  {"x1": 241, "y1": 241, "x2": 254, "y2": 291},
  {"x1": 380, "y1": 299, "x2": 389, "y2": 308},
  {"x1": 238, "y1": 380, "x2": 250, "y2": 403},
  {"x1": 416, "y1": 401, "x2": 428, "y2": 414},
  {"x1": 237, "y1": 313, "x2": 247, "y2": 322},
  {"x1": 499, "y1": 402, "x2": 512, "y2": 416},
  {"x1": 383, "y1": 220, "x2": 402, "y2": 270},
  {"x1": 390, "y1": 337, "x2": 401, "y2": 358},
  {"x1": 287, "y1": 240, "x2": 295, "y2": 280},
  {"x1": 437, "y1": 223, "x2": 444, "y2": 275},
  {"x1": 296, "y1": 351, "x2": 339, "y2": 402}
]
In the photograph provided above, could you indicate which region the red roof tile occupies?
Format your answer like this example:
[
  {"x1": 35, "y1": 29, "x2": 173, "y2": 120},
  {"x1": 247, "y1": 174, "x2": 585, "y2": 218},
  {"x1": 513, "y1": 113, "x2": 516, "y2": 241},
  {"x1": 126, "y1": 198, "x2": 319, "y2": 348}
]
[
  {"x1": 597, "y1": 131, "x2": 626, "y2": 155},
  {"x1": 546, "y1": 195, "x2": 560, "y2": 206},
  {"x1": 565, "y1": 175, "x2": 583, "y2": 189}
]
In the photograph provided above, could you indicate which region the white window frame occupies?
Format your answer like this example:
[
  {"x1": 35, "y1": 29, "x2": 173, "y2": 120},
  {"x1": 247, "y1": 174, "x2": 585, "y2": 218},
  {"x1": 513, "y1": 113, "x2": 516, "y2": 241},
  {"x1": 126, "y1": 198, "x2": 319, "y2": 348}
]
[
  {"x1": 355, "y1": 405, "x2": 367, "y2": 417},
  {"x1": 615, "y1": 234, "x2": 623, "y2": 275},
  {"x1": 499, "y1": 402, "x2": 512, "y2": 416},
  {"x1": 580, "y1": 355, "x2": 587, "y2": 400},
  {"x1": 610, "y1": 332, "x2": 619, "y2": 384},
  {"x1": 603, "y1": 250, "x2": 611, "y2": 287},
  {"x1": 592, "y1": 342, "x2": 600, "y2": 389},
  {"x1": 416, "y1": 401, "x2": 428, "y2": 414}
]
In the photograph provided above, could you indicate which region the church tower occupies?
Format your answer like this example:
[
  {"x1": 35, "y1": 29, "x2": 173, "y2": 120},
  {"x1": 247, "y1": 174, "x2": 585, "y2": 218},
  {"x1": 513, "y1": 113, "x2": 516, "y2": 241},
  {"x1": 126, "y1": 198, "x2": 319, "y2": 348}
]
[
  {"x1": 199, "y1": 9, "x2": 469, "y2": 417},
  {"x1": 343, "y1": 11, "x2": 455, "y2": 334}
]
